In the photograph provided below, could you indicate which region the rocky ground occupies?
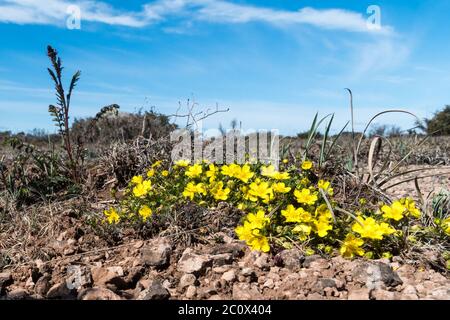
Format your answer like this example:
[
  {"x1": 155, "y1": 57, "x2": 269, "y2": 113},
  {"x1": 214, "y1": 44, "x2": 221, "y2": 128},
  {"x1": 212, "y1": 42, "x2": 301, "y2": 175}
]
[
  {"x1": 1, "y1": 229, "x2": 449, "y2": 300},
  {"x1": 1, "y1": 164, "x2": 448, "y2": 301}
]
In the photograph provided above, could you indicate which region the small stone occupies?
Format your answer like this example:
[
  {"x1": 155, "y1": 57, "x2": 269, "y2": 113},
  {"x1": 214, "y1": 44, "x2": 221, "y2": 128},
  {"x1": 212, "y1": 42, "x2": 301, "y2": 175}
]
[
  {"x1": 348, "y1": 288, "x2": 370, "y2": 300},
  {"x1": 7, "y1": 288, "x2": 28, "y2": 300},
  {"x1": 197, "y1": 286, "x2": 217, "y2": 299},
  {"x1": 266, "y1": 271, "x2": 281, "y2": 281},
  {"x1": 306, "y1": 292, "x2": 324, "y2": 300},
  {"x1": 320, "y1": 278, "x2": 337, "y2": 289},
  {"x1": 139, "y1": 281, "x2": 171, "y2": 300},
  {"x1": 254, "y1": 254, "x2": 270, "y2": 270},
  {"x1": 35, "y1": 275, "x2": 51, "y2": 296},
  {"x1": 25, "y1": 276, "x2": 34, "y2": 289},
  {"x1": 402, "y1": 285, "x2": 417, "y2": 296},
  {"x1": 47, "y1": 282, "x2": 73, "y2": 299},
  {"x1": 185, "y1": 285, "x2": 197, "y2": 299},
  {"x1": 179, "y1": 274, "x2": 197, "y2": 289},
  {"x1": 78, "y1": 288, "x2": 122, "y2": 300},
  {"x1": 140, "y1": 238, "x2": 172, "y2": 268},
  {"x1": 302, "y1": 255, "x2": 322, "y2": 268},
  {"x1": 65, "y1": 265, "x2": 92, "y2": 290},
  {"x1": 262, "y1": 279, "x2": 274, "y2": 289},
  {"x1": 308, "y1": 258, "x2": 330, "y2": 270},
  {"x1": 371, "y1": 289, "x2": 396, "y2": 300},
  {"x1": 107, "y1": 266, "x2": 124, "y2": 276},
  {"x1": 208, "y1": 243, "x2": 246, "y2": 258},
  {"x1": 63, "y1": 246, "x2": 76, "y2": 256},
  {"x1": 0, "y1": 272, "x2": 13, "y2": 293},
  {"x1": 401, "y1": 293, "x2": 419, "y2": 300},
  {"x1": 211, "y1": 253, "x2": 233, "y2": 266},
  {"x1": 276, "y1": 249, "x2": 304, "y2": 270},
  {"x1": 221, "y1": 270, "x2": 236, "y2": 283},
  {"x1": 177, "y1": 249, "x2": 212, "y2": 276},
  {"x1": 213, "y1": 266, "x2": 232, "y2": 273},
  {"x1": 241, "y1": 268, "x2": 254, "y2": 276},
  {"x1": 352, "y1": 262, "x2": 402, "y2": 288},
  {"x1": 232, "y1": 283, "x2": 263, "y2": 300},
  {"x1": 91, "y1": 266, "x2": 127, "y2": 290}
]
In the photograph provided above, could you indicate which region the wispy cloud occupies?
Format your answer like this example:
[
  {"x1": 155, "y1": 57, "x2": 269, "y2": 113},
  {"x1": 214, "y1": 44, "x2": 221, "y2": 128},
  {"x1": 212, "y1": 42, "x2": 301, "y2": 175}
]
[
  {"x1": 0, "y1": 0, "x2": 393, "y2": 34},
  {"x1": 0, "y1": 0, "x2": 146, "y2": 27}
]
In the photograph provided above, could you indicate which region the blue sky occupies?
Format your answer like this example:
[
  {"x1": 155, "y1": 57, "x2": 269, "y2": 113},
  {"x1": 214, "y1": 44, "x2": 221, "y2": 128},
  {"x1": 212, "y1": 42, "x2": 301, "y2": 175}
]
[{"x1": 0, "y1": 0, "x2": 450, "y2": 135}]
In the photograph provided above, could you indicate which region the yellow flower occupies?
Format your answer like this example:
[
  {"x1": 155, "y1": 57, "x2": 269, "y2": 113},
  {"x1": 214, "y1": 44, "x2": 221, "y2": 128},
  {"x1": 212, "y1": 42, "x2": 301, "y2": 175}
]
[
  {"x1": 131, "y1": 175, "x2": 143, "y2": 185},
  {"x1": 292, "y1": 224, "x2": 312, "y2": 240},
  {"x1": 206, "y1": 164, "x2": 218, "y2": 182},
  {"x1": 273, "y1": 171, "x2": 290, "y2": 180},
  {"x1": 294, "y1": 188, "x2": 318, "y2": 205},
  {"x1": 314, "y1": 220, "x2": 332, "y2": 237},
  {"x1": 185, "y1": 163, "x2": 203, "y2": 178},
  {"x1": 282, "y1": 159, "x2": 289, "y2": 164},
  {"x1": 281, "y1": 205, "x2": 298, "y2": 223},
  {"x1": 352, "y1": 216, "x2": 396, "y2": 240},
  {"x1": 132, "y1": 180, "x2": 152, "y2": 197},
  {"x1": 248, "y1": 181, "x2": 273, "y2": 202},
  {"x1": 235, "y1": 221, "x2": 254, "y2": 242},
  {"x1": 175, "y1": 159, "x2": 190, "y2": 167},
  {"x1": 138, "y1": 205, "x2": 152, "y2": 222},
  {"x1": 301, "y1": 160, "x2": 313, "y2": 170},
  {"x1": 382, "y1": 252, "x2": 393, "y2": 259},
  {"x1": 221, "y1": 164, "x2": 240, "y2": 177},
  {"x1": 235, "y1": 164, "x2": 254, "y2": 183},
  {"x1": 261, "y1": 165, "x2": 277, "y2": 177},
  {"x1": 151, "y1": 160, "x2": 162, "y2": 168},
  {"x1": 272, "y1": 182, "x2": 291, "y2": 194},
  {"x1": 281, "y1": 205, "x2": 311, "y2": 223},
  {"x1": 235, "y1": 219, "x2": 270, "y2": 252},
  {"x1": 247, "y1": 210, "x2": 270, "y2": 229},
  {"x1": 318, "y1": 180, "x2": 334, "y2": 196},
  {"x1": 162, "y1": 170, "x2": 169, "y2": 177},
  {"x1": 210, "y1": 181, "x2": 231, "y2": 201},
  {"x1": 339, "y1": 234, "x2": 365, "y2": 259},
  {"x1": 183, "y1": 182, "x2": 206, "y2": 200},
  {"x1": 104, "y1": 208, "x2": 120, "y2": 224},
  {"x1": 442, "y1": 217, "x2": 450, "y2": 235},
  {"x1": 402, "y1": 198, "x2": 421, "y2": 218},
  {"x1": 146, "y1": 168, "x2": 155, "y2": 177},
  {"x1": 248, "y1": 234, "x2": 270, "y2": 252},
  {"x1": 315, "y1": 204, "x2": 332, "y2": 220},
  {"x1": 381, "y1": 201, "x2": 406, "y2": 221}
]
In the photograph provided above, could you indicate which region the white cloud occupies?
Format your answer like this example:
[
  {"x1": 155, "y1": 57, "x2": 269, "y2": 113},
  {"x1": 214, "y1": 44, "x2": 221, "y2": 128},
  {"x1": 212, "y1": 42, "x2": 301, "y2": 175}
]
[
  {"x1": 0, "y1": 0, "x2": 393, "y2": 34},
  {"x1": 0, "y1": 0, "x2": 146, "y2": 27},
  {"x1": 350, "y1": 38, "x2": 411, "y2": 77}
]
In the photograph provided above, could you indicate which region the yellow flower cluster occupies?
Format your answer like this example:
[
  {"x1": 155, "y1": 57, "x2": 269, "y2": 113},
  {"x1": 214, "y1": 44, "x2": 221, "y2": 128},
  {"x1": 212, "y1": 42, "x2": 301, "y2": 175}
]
[
  {"x1": 440, "y1": 217, "x2": 450, "y2": 235},
  {"x1": 235, "y1": 211, "x2": 271, "y2": 252},
  {"x1": 381, "y1": 198, "x2": 421, "y2": 221},
  {"x1": 131, "y1": 175, "x2": 152, "y2": 198},
  {"x1": 102, "y1": 159, "x2": 429, "y2": 260}
]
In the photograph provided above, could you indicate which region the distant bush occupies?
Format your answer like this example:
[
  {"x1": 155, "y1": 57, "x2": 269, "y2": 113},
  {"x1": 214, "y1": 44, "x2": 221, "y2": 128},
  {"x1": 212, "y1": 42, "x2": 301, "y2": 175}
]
[
  {"x1": 369, "y1": 124, "x2": 402, "y2": 137},
  {"x1": 71, "y1": 107, "x2": 176, "y2": 146},
  {"x1": 425, "y1": 105, "x2": 450, "y2": 135}
]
